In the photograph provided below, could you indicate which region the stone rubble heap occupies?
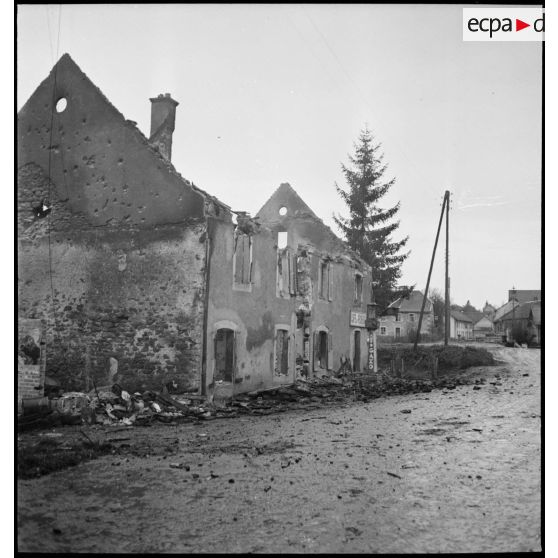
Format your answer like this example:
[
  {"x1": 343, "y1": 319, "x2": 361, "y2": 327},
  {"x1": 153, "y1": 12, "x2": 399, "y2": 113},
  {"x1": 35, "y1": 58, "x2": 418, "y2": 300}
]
[{"x1": 18, "y1": 373, "x2": 476, "y2": 431}]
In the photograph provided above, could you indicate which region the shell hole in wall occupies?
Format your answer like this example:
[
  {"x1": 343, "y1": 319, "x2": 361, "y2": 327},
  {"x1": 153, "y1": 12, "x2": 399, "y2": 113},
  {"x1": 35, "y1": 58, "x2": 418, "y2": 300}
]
[
  {"x1": 279, "y1": 206, "x2": 288, "y2": 216},
  {"x1": 55, "y1": 98, "x2": 67, "y2": 113}
]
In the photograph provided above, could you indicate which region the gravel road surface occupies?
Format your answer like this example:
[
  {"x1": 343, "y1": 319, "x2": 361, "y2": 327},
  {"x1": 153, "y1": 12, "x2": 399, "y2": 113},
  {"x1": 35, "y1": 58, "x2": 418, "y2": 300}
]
[{"x1": 17, "y1": 346, "x2": 541, "y2": 553}]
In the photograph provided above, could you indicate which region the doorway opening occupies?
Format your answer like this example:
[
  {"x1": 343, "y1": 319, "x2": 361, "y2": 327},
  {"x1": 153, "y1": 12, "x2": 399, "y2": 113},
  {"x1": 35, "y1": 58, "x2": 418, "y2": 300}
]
[
  {"x1": 214, "y1": 328, "x2": 235, "y2": 382},
  {"x1": 353, "y1": 330, "x2": 361, "y2": 371},
  {"x1": 318, "y1": 330, "x2": 328, "y2": 369},
  {"x1": 275, "y1": 329, "x2": 290, "y2": 376}
]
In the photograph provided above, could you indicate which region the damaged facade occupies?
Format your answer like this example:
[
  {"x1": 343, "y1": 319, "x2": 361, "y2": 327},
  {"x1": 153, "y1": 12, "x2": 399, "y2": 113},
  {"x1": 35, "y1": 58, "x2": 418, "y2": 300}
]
[{"x1": 18, "y1": 54, "x2": 376, "y2": 401}]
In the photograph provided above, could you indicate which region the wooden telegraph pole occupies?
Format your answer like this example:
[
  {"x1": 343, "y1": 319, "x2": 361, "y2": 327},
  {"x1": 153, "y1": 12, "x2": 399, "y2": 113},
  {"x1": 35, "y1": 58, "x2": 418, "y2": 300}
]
[
  {"x1": 444, "y1": 191, "x2": 450, "y2": 346},
  {"x1": 414, "y1": 191, "x2": 450, "y2": 350}
]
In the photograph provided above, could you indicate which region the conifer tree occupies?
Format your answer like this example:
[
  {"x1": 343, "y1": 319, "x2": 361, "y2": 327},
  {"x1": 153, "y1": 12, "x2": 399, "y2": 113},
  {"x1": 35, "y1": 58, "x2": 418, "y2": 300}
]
[{"x1": 334, "y1": 126, "x2": 409, "y2": 310}]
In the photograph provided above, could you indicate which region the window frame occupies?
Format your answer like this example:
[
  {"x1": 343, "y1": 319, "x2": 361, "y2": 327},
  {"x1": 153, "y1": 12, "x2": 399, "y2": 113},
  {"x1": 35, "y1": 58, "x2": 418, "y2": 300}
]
[
  {"x1": 232, "y1": 232, "x2": 253, "y2": 292},
  {"x1": 318, "y1": 259, "x2": 332, "y2": 301},
  {"x1": 354, "y1": 272, "x2": 363, "y2": 303}
]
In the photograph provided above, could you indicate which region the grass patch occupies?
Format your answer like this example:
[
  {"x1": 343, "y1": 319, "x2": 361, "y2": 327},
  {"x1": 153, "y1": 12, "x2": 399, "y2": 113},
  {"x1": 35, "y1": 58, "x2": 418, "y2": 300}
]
[
  {"x1": 377, "y1": 344, "x2": 496, "y2": 372},
  {"x1": 18, "y1": 437, "x2": 114, "y2": 479}
]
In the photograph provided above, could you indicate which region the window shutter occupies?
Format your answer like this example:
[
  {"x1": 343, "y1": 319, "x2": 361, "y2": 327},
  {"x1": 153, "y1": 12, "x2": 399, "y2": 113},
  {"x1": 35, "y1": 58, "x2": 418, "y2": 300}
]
[
  {"x1": 234, "y1": 236, "x2": 242, "y2": 283},
  {"x1": 292, "y1": 255, "x2": 299, "y2": 294},
  {"x1": 273, "y1": 329, "x2": 279, "y2": 375},
  {"x1": 313, "y1": 331, "x2": 319, "y2": 372},
  {"x1": 243, "y1": 235, "x2": 251, "y2": 284},
  {"x1": 327, "y1": 263, "x2": 333, "y2": 301},
  {"x1": 289, "y1": 251, "x2": 296, "y2": 295},
  {"x1": 278, "y1": 252, "x2": 284, "y2": 295},
  {"x1": 248, "y1": 236, "x2": 253, "y2": 283},
  {"x1": 327, "y1": 332, "x2": 333, "y2": 370},
  {"x1": 232, "y1": 330, "x2": 237, "y2": 383}
]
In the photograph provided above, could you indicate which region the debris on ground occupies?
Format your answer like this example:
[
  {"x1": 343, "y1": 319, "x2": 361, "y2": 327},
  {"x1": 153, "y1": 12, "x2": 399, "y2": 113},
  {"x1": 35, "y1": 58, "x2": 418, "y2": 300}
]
[
  {"x1": 18, "y1": 367, "x2": 478, "y2": 432},
  {"x1": 18, "y1": 385, "x2": 217, "y2": 431},
  {"x1": 20, "y1": 346, "x2": 494, "y2": 432}
]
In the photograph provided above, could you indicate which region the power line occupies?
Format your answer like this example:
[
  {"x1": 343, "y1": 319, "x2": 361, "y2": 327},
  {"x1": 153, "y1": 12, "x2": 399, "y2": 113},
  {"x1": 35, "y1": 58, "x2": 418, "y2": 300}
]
[{"x1": 300, "y1": 6, "x2": 437, "y2": 194}]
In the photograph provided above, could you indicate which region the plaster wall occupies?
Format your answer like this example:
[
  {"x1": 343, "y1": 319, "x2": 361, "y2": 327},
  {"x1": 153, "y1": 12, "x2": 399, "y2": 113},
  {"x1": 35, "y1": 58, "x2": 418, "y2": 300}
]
[
  {"x1": 258, "y1": 187, "x2": 373, "y2": 376},
  {"x1": 206, "y1": 218, "x2": 297, "y2": 395}
]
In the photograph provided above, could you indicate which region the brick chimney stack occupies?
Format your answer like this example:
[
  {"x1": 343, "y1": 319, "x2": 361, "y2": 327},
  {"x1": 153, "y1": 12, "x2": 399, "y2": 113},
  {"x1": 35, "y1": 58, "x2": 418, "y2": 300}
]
[{"x1": 149, "y1": 93, "x2": 179, "y2": 161}]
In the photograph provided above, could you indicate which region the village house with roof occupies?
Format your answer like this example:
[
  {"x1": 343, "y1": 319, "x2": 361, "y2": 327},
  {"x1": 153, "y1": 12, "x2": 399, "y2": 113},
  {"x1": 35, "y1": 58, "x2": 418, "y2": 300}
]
[
  {"x1": 449, "y1": 309, "x2": 473, "y2": 340},
  {"x1": 378, "y1": 290, "x2": 434, "y2": 342},
  {"x1": 17, "y1": 54, "x2": 378, "y2": 407},
  {"x1": 449, "y1": 300, "x2": 496, "y2": 339},
  {"x1": 492, "y1": 290, "x2": 541, "y2": 342},
  {"x1": 494, "y1": 299, "x2": 541, "y2": 346}
]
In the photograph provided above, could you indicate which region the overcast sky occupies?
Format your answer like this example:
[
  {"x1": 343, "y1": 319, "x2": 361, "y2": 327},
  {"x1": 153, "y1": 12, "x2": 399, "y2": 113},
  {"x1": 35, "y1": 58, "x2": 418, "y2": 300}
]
[{"x1": 17, "y1": 4, "x2": 542, "y2": 309}]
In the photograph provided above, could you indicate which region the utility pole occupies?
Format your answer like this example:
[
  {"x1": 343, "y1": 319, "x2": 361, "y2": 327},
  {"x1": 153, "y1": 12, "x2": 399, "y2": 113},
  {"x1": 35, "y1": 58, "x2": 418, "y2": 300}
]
[
  {"x1": 511, "y1": 285, "x2": 517, "y2": 347},
  {"x1": 414, "y1": 191, "x2": 448, "y2": 350},
  {"x1": 444, "y1": 191, "x2": 451, "y2": 346}
]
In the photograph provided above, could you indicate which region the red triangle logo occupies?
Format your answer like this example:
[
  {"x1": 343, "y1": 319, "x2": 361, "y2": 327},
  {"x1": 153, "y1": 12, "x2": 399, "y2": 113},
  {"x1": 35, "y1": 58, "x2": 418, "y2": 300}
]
[{"x1": 516, "y1": 19, "x2": 530, "y2": 32}]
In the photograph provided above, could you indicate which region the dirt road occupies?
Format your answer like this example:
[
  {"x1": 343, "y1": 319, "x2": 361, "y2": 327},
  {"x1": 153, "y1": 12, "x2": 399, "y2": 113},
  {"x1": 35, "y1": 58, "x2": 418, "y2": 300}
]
[{"x1": 17, "y1": 346, "x2": 541, "y2": 553}]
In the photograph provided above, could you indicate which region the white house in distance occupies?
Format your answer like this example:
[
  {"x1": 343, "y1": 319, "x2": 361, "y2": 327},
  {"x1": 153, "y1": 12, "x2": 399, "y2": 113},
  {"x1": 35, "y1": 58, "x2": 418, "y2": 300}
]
[
  {"x1": 379, "y1": 290, "x2": 434, "y2": 342},
  {"x1": 473, "y1": 315, "x2": 494, "y2": 338},
  {"x1": 449, "y1": 309, "x2": 473, "y2": 340}
]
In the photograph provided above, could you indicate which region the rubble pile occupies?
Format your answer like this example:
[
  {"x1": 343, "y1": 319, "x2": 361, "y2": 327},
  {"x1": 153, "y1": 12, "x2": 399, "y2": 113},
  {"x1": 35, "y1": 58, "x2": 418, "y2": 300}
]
[
  {"x1": 19, "y1": 371, "x2": 475, "y2": 431},
  {"x1": 215, "y1": 372, "x2": 473, "y2": 415},
  {"x1": 18, "y1": 384, "x2": 213, "y2": 431}
]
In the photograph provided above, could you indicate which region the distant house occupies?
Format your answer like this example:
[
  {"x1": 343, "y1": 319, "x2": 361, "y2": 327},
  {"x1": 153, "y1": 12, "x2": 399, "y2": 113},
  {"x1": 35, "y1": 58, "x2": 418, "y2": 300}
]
[
  {"x1": 379, "y1": 290, "x2": 433, "y2": 342},
  {"x1": 473, "y1": 315, "x2": 494, "y2": 338},
  {"x1": 449, "y1": 310, "x2": 473, "y2": 340},
  {"x1": 460, "y1": 300, "x2": 484, "y2": 325},
  {"x1": 452, "y1": 300, "x2": 495, "y2": 338},
  {"x1": 493, "y1": 299, "x2": 520, "y2": 331},
  {"x1": 508, "y1": 290, "x2": 541, "y2": 304},
  {"x1": 495, "y1": 300, "x2": 542, "y2": 345}
]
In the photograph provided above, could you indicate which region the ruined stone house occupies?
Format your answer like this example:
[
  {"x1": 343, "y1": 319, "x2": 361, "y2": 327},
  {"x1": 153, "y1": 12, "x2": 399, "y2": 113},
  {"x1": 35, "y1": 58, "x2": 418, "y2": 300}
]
[{"x1": 18, "y1": 54, "x2": 375, "y2": 400}]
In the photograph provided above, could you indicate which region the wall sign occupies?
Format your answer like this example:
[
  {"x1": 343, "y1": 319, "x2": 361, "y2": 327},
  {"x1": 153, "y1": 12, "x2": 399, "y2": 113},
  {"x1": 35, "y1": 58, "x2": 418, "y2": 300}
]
[
  {"x1": 368, "y1": 333, "x2": 376, "y2": 372},
  {"x1": 350, "y1": 311, "x2": 366, "y2": 327}
]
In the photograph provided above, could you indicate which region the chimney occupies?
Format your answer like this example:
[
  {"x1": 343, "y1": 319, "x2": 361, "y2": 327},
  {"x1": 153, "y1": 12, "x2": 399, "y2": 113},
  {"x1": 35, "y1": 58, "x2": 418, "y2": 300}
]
[{"x1": 149, "y1": 93, "x2": 179, "y2": 161}]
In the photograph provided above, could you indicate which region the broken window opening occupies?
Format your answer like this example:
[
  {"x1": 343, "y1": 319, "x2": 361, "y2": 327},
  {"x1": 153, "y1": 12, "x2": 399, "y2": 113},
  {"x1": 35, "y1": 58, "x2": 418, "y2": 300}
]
[
  {"x1": 214, "y1": 328, "x2": 235, "y2": 382},
  {"x1": 33, "y1": 200, "x2": 52, "y2": 218},
  {"x1": 354, "y1": 273, "x2": 363, "y2": 303},
  {"x1": 277, "y1": 231, "x2": 288, "y2": 249},
  {"x1": 279, "y1": 206, "x2": 288, "y2": 216},
  {"x1": 319, "y1": 260, "x2": 330, "y2": 300},
  {"x1": 277, "y1": 246, "x2": 298, "y2": 297},
  {"x1": 233, "y1": 233, "x2": 252, "y2": 285},
  {"x1": 275, "y1": 329, "x2": 290, "y2": 376}
]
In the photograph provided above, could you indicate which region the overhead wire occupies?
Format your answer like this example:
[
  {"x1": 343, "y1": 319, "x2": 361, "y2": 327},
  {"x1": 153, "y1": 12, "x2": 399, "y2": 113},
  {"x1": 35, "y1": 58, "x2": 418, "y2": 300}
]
[
  {"x1": 300, "y1": 8, "x2": 457, "y2": 303},
  {"x1": 300, "y1": 6, "x2": 443, "y2": 198}
]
